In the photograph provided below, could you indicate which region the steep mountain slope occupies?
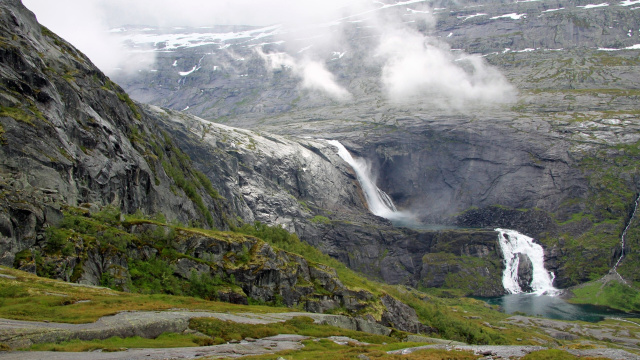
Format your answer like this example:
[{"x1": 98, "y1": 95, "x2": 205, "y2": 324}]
[
  {"x1": 110, "y1": 0, "x2": 640, "y2": 291},
  {"x1": 0, "y1": 0, "x2": 438, "y2": 332},
  {"x1": 0, "y1": 0, "x2": 237, "y2": 268}
]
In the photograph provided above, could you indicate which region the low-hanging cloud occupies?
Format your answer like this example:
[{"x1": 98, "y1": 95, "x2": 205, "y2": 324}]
[
  {"x1": 23, "y1": 0, "x2": 155, "y2": 75},
  {"x1": 257, "y1": 48, "x2": 352, "y2": 101},
  {"x1": 22, "y1": 0, "x2": 516, "y2": 108},
  {"x1": 377, "y1": 28, "x2": 516, "y2": 107}
]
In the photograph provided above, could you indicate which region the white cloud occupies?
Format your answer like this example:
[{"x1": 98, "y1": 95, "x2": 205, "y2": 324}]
[
  {"x1": 300, "y1": 61, "x2": 352, "y2": 101},
  {"x1": 377, "y1": 28, "x2": 516, "y2": 108},
  {"x1": 257, "y1": 48, "x2": 352, "y2": 101}
]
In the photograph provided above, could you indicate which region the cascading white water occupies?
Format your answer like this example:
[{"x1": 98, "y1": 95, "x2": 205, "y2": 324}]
[
  {"x1": 614, "y1": 194, "x2": 640, "y2": 271},
  {"x1": 496, "y1": 228, "x2": 559, "y2": 296},
  {"x1": 326, "y1": 140, "x2": 400, "y2": 220}
]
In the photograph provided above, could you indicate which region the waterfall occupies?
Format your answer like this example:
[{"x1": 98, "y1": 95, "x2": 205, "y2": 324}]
[
  {"x1": 496, "y1": 228, "x2": 559, "y2": 296},
  {"x1": 614, "y1": 193, "x2": 640, "y2": 271},
  {"x1": 326, "y1": 140, "x2": 400, "y2": 220}
]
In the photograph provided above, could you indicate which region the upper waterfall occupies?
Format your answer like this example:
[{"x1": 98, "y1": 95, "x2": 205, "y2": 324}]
[
  {"x1": 614, "y1": 193, "x2": 640, "y2": 271},
  {"x1": 496, "y1": 228, "x2": 559, "y2": 296},
  {"x1": 327, "y1": 140, "x2": 401, "y2": 220}
]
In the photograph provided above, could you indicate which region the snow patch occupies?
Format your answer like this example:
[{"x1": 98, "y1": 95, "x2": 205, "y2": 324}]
[
  {"x1": 119, "y1": 25, "x2": 283, "y2": 51},
  {"x1": 179, "y1": 66, "x2": 198, "y2": 76},
  {"x1": 458, "y1": 13, "x2": 487, "y2": 21},
  {"x1": 577, "y1": 3, "x2": 610, "y2": 9},
  {"x1": 406, "y1": 8, "x2": 429, "y2": 14},
  {"x1": 619, "y1": 0, "x2": 640, "y2": 5},
  {"x1": 331, "y1": 51, "x2": 346, "y2": 60},
  {"x1": 491, "y1": 13, "x2": 527, "y2": 20},
  {"x1": 542, "y1": 7, "x2": 564, "y2": 13}
]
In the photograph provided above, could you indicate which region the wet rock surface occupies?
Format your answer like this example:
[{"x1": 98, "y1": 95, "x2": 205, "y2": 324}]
[{"x1": 111, "y1": 0, "x2": 640, "y2": 289}]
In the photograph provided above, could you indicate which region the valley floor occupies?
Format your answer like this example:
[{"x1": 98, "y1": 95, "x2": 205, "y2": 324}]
[{"x1": 2, "y1": 310, "x2": 640, "y2": 359}]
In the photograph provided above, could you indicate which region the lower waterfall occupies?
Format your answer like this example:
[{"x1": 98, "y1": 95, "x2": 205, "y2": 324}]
[
  {"x1": 326, "y1": 140, "x2": 402, "y2": 220},
  {"x1": 496, "y1": 228, "x2": 559, "y2": 296}
]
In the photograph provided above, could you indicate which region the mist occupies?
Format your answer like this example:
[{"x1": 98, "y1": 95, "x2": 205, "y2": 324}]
[
  {"x1": 23, "y1": 0, "x2": 516, "y2": 107},
  {"x1": 377, "y1": 28, "x2": 516, "y2": 107},
  {"x1": 257, "y1": 49, "x2": 352, "y2": 101},
  {"x1": 23, "y1": 0, "x2": 156, "y2": 75}
]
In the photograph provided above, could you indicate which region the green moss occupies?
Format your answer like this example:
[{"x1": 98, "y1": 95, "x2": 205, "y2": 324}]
[
  {"x1": 0, "y1": 106, "x2": 35, "y2": 126},
  {"x1": 0, "y1": 123, "x2": 5, "y2": 144},
  {"x1": 157, "y1": 139, "x2": 218, "y2": 228},
  {"x1": 310, "y1": 215, "x2": 331, "y2": 225},
  {"x1": 116, "y1": 92, "x2": 141, "y2": 120}
]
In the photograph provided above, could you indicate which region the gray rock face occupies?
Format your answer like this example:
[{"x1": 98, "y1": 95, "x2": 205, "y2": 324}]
[
  {"x1": 517, "y1": 254, "x2": 534, "y2": 293},
  {"x1": 0, "y1": 0, "x2": 235, "y2": 267},
  {"x1": 109, "y1": 0, "x2": 640, "y2": 289},
  {"x1": 0, "y1": 0, "x2": 435, "y2": 333}
]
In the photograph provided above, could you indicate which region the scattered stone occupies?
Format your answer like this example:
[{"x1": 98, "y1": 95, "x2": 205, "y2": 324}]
[{"x1": 328, "y1": 336, "x2": 370, "y2": 346}]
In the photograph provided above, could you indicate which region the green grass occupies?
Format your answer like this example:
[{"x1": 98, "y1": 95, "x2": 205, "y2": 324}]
[
  {"x1": 243, "y1": 341, "x2": 482, "y2": 360},
  {"x1": 3, "y1": 207, "x2": 551, "y2": 346},
  {"x1": 569, "y1": 280, "x2": 640, "y2": 312},
  {"x1": 24, "y1": 332, "x2": 214, "y2": 352},
  {"x1": 311, "y1": 215, "x2": 331, "y2": 225},
  {"x1": 0, "y1": 106, "x2": 35, "y2": 126},
  {"x1": 0, "y1": 266, "x2": 287, "y2": 324},
  {"x1": 190, "y1": 316, "x2": 397, "y2": 344},
  {"x1": 521, "y1": 349, "x2": 609, "y2": 360}
]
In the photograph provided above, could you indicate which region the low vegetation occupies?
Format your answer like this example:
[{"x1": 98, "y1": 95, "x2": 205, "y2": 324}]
[
  {"x1": 0, "y1": 266, "x2": 284, "y2": 324},
  {"x1": 25, "y1": 333, "x2": 213, "y2": 352},
  {"x1": 6, "y1": 207, "x2": 522, "y2": 345},
  {"x1": 190, "y1": 316, "x2": 396, "y2": 344},
  {"x1": 569, "y1": 280, "x2": 640, "y2": 312}
]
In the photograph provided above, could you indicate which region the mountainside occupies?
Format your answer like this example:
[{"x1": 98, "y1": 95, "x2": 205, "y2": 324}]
[
  {"x1": 110, "y1": 0, "x2": 640, "y2": 293},
  {"x1": 0, "y1": 0, "x2": 440, "y2": 333},
  {"x1": 3, "y1": 0, "x2": 640, "y2": 311}
]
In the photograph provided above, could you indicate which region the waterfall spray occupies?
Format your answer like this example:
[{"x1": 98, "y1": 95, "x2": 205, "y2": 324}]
[
  {"x1": 613, "y1": 193, "x2": 640, "y2": 272},
  {"x1": 496, "y1": 228, "x2": 559, "y2": 296},
  {"x1": 326, "y1": 140, "x2": 402, "y2": 220}
]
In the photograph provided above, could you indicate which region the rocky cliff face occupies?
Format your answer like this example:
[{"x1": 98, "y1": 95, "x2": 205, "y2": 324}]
[
  {"x1": 109, "y1": 0, "x2": 640, "y2": 290},
  {"x1": 0, "y1": 0, "x2": 241, "y2": 268},
  {"x1": 0, "y1": 0, "x2": 439, "y2": 332}
]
